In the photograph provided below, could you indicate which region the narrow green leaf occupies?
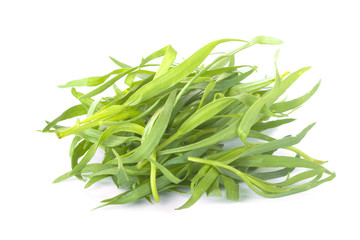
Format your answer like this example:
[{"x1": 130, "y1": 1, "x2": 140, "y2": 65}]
[
  {"x1": 124, "y1": 72, "x2": 137, "y2": 87},
  {"x1": 53, "y1": 143, "x2": 98, "y2": 183},
  {"x1": 113, "y1": 84, "x2": 125, "y2": 98},
  {"x1": 69, "y1": 136, "x2": 82, "y2": 159},
  {"x1": 80, "y1": 67, "x2": 138, "y2": 99},
  {"x1": 71, "y1": 88, "x2": 94, "y2": 109},
  {"x1": 221, "y1": 174, "x2": 239, "y2": 201},
  {"x1": 87, "y1": 98, "x2": 102, "y2": 117},
  {"x1": 58, "y1": 69, "x2": 127, "y2": 88},
  {"x1": 71, "y1": 139, "x2": 92, "y2": 170},
  {"x1": 177, "y1": 167, "x2": 218, "y2": 210},
  {"x1": 232, "y1": 154, "x2": 327, "y2": 171},
  {"x1": 109, "y1": 56, "x2": 131, "y2": 68},
  {"x1": 152, "y1": 45, "x2": 177, "y2": 79},
  {"x1": 271, "y1": 80, "x2": 321, "y2": 113},
  {"x1": 42, "y1": 105, "x2": 87, "y2": 132},
  {"x1": 146, "y1": 157, "x2": 182, "y2": 184},
  {"x1": 207, "y1": 175, "x2": 222, "y2": 197},
  {"x1": 250, "y1": 36, "x2": 283, "y2": 45},
  {"x1": 198, "y1": 81, "x2": 216, "y2": 109},
  {"x1": 85, "y1": 175, "x2": 109, "y2": 188},
  {"x1": 252, "y1": 118, "x2": 295, "y2": 131},
  {"x1": 122, "y1": 90, "x2": 177, "y2": 163},
  {"x1": 236, "y1": 123, "x2": 316, "y2": 160}
]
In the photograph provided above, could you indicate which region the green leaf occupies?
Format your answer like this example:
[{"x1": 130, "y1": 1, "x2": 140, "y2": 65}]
[
  {"x1": 42, "y1": 105, "x2": 87, "y2": 132},
  {"x1": 71, "y1": 88, "x2": 94, "y2": 109},
  {"x1": 149, "y1": 45, "x2": 177, "y2": 79},
  {"x1": 113, "y1": 84, "x2": 125, "y2": 98},
  {"x1": 232, "y1": 154, "x2": 329, "y2": 171},
  {"x1": 53, "y1": 143, "x2": 98, "y2": 183},
  {"x1": 85, "y1": 175, "x2": 109, "y2": 188},
  {"x1": 122, "y1": 90, "x2": 177, "y2": 163},
  {"x1": 198, "y1": 81, "x2": 216, "y2": 109},
  {"x1": 109, "y1": 56, "x2": 131, "y2": 68},
  {"x1": 252, "y1": 118, "x2": 296, "y2": 132},
  {"x1": 124, "y1": 72, "x2": 137, "y2": 87},
  {"x1": 271, "y1": 80, "x2": 321, "y2": 113},
  {"x1": 147, "y1": 157, "x2": 182, "y2": 184},
  {"x1": 177, "y1": 167, "x2": 218, "y2": 210},
  {"x1": 250, "y1": 36, "x2": 283, "y2": 45},
  {"x1": 221, "y1": 174, "x2": 239, "y2": 201},
  {"x1": 237, "y1": 123, "x2": 316, "y2": 160},
  {"x1": 207, "y1": 175, "x2": 222, "y2": 197},
  {"x1": 79, "y1": 67, "x2": 138, "y2": 99}
]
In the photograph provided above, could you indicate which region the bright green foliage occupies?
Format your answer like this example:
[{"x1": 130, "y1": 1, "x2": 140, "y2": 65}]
[{"x1": 42, "y1": 36, "x2": 335, "y2": 210}]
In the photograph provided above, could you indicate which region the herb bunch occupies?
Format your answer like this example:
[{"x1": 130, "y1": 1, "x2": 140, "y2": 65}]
[{"x1": 42, "y1": 36, "x2": 335, "y2": 209}]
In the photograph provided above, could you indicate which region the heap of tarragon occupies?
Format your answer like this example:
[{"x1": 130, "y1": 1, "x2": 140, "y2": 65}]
[{"x1": 42, "y1": 36, "x2": 335, "y2": 209}]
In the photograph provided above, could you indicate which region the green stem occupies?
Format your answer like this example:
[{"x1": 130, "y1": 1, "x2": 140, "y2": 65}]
[
  {"x1": 56, "y1": 121, "x2": 99, "y2": 139},
  {"x1": 285, "y1": 146, "x2": 327, "y2": 164},
  {"x1": 149, "y1": 151, "x2": 160, "y2": 203}
]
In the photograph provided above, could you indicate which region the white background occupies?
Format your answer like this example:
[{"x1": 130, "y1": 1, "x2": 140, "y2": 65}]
[{"x1": 1, "y1": 0, "x2": 359, "y2": 239}]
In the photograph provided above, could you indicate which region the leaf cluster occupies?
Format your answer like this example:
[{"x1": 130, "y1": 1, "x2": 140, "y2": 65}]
[{"x1": 42, "y1": 36, "x2": 335, "y2": 209}]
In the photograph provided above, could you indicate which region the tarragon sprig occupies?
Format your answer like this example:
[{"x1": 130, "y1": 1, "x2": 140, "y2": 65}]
[{"x1": 41, "y1": 36, "x2": 335, "y2": 209}]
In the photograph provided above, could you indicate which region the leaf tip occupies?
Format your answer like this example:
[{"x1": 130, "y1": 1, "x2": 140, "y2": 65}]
[
  {"x1": 175, "y1": 205, "x2": 187, "y2": 210},
  {"x1": 92, "y1": 203, "x2": 108, "y2": 211},
  {"x1": 52, "y1": 178, "x2": 62, "y2": 184},
  {"x1": 309, "y1": 122, "x2": 317, "y2": 129},
  {"x1": 53, "y1": 172, "x2": 71, "y2": 183},
  {"x1": 250, "y1": 36, "x2": 284, "y2": 45},
  {"x1": 301, "y1": 66, "x2": 312, "y2": 72}
]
